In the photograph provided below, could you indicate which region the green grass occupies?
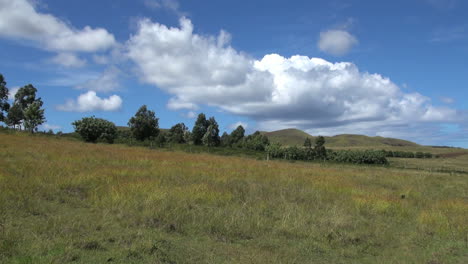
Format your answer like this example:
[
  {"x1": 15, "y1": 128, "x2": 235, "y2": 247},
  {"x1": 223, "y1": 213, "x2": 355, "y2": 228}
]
[{"x1": 0, "y1": 133, "x2": 467, "y2": 263}]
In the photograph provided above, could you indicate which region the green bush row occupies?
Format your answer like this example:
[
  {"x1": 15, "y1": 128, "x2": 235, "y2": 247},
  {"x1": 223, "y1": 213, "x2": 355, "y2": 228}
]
[{"x1": 382, "y1": 150, "x2": 433, "y2": 159}]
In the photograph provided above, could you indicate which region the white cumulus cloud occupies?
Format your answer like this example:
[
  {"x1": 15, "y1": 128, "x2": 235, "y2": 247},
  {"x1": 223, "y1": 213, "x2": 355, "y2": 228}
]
[
  {"x1": 75, "y1": 67, "x2": 121, "y2": 93},
  {"x1": 49, "y1": 53, "x2": 87, "y2": 68},
  {"x1": 125, "y1": 17, "x2": 462, "y2": 139},
  {"x1": 229, "y1": 121, "x2": 248, "y2": 130},
  {"x1": 0, "y1": 0, "x2": 116, "y2": 52},
  {"x1": 318, "y1": 29, "x2": 358, "y2": 56},
  {"x1": 8, "y1": 86, "x2": 19, "y2": 100},
  {"x1": 57, "y1": 91, "x2": 122, "y2": 112},
  {"x1": 40, "y1": 123, "x2": 61, "y2": 131}
]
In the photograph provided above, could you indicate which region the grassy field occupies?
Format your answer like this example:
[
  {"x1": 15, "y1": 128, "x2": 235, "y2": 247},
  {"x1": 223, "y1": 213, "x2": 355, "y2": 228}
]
[{"x1": 0, "y1": 133, "x2": 467, "y2": 263}]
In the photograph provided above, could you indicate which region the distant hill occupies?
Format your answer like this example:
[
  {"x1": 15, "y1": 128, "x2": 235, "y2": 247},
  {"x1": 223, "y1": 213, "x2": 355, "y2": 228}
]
[
  {"x1": 260, "y1": 129, "x2": 312, "y2": 146},
  {"x1": 261, "y1": 128, "x2": 419, "y2": 148}
]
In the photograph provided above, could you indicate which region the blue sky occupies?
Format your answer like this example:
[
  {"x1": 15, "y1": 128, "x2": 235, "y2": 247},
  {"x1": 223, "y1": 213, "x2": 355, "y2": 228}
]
[{"x1": 0, "y1": 0, "x2": 467, "y2": 147}]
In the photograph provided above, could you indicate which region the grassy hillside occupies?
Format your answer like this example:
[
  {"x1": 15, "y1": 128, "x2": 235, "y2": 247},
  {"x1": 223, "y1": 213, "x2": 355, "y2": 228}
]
[
  {"x1": 260, "y1": 128, "x2": 312, "y2": 146},
  {"x1": 327, "y1": 134, "x2": 418, "y2": 147},
  {"x1": 262, "y1": 128, "x2": 418, "y2": 148},
  {"x1": 260, "y1": 128, "x2": 468, "y2": 156},
  {"x1": 0, "y1": 133, "x2": 467, "y2": 263}
]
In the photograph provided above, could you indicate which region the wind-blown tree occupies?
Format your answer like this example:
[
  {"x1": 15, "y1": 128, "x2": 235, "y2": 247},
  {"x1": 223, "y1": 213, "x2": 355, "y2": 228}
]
[
  {"x1": 0, "y1": 74, "x2": 10, "y2": 123},
  {"x1": 6, "y1": 103, "x2": 22, "y2": 129},
  {"x1": 72, "y1": 116, "x2": 117, "y2": 143},
  {"x1": 192, "y1": 113, "x2": 208, "y2": 145},
  {"x1": 202, "y1": 117, "x2": 220, "y2": 147},
  {"x1": 167, "y1": 123, "x2": 189, "y2": 144},
  {"x1": 230, "y1": 125, "x2": 245, "y2": 146},
  {"x1": 23, "y1": 101, "x2": 45, "y2": 133},
  {"x1": 314, "y1": 136, "x2": 327, "y2": 159},
  {"x1": 128, "y1": 105, "x2": 159, "y2": 141}
]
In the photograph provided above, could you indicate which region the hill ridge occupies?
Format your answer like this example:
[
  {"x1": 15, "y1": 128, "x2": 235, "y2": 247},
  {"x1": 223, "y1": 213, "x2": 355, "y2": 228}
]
[{"x1": 261, "y1": 128, "x2": 419, "y2": 148}]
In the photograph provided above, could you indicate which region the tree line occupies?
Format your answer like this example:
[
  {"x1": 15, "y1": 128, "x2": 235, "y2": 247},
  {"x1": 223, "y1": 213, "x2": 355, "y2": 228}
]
[
  {"x1": 0, "y1": 74, "x2": 46, "y2": 133},
  {"x1": 72, "y1": 105, "x2": 271, "y2": 152},
  {"x1": 71, "y1": 106, "x2": 395, "y2": 165}
]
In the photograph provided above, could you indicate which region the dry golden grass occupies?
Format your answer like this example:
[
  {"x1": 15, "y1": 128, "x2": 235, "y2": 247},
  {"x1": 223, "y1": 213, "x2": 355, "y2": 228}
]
[{"x1": 0, "y1": 133, "x2": 467, "y2": 263}]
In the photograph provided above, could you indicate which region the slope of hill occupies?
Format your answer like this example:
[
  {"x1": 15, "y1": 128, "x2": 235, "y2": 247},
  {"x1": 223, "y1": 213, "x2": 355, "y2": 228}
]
[
  {"x1": 261, "y1": 128, "x2": 419, "y2": 148},
  {"x1": 327, "y1": 134, "x2": 419, "y2": 147},
  {"x1": 260, "y1": 128, "x2": 312, "y2": 146}
]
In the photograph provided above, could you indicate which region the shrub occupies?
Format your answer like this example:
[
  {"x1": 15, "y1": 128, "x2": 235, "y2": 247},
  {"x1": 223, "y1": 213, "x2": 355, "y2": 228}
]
[
  {"x1": 72, "y1": 116, "x2": 117, "y2": 143},
  {"x1": 423, "y1": 152, "x2": 432, "y2": 159},
  {"x1": 330, "y1": 150, "x2": 388, "y2": 165}
]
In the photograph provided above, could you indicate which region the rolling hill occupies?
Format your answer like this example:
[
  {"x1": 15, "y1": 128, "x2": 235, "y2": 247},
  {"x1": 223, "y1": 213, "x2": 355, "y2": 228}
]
[{"x1": 261, "y1": 128, "x2": 419, "y2": 148}]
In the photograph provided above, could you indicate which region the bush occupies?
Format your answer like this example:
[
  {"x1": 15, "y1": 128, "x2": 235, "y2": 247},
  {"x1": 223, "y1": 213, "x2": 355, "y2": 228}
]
[
  {"x1": 330, "y1": 150, "x2": 388, "y2": 165},
  {"x1": 72, "y1": 116, "x2": 117, "y2": 143}
]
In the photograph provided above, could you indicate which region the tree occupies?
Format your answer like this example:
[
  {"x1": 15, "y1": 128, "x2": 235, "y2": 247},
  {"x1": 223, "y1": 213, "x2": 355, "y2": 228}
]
[
  {"x1": 10, "y1": 84, "x2": 44, "y2": 130},
  {"x1": 6, "y1": 103, "x2": 22, "y2": 129},
  {"x1": 23, "y1": 101, "x2": 45, "y2": 133},
  {"x1": 314, "y1": 136, "x2": 327, "y2": 159},
  {"x1": 128, "y1": 105, "x2": 159, "y2": 141},
  {"x1": 167, "y1": 123, "x2": 189, "y2": 144},
  {"x1": 72, "y1": 116, "x2": 117, "y2": 143},
  {"x1": 303, "y1": 137, "x2": 312, "y2": 149},
  {"x1": 202, "y1": 117, "x2": 220, "y2": 147},
  {"x1": 230, "y1": 125, "x2": 245, "y2": 146},
  {"x1": 14, "y1": 84, "x2": 39, "y2": 111},
  {"x1": 220, "y1": 132, "x2": 230, "y2": 147},
  {"x1": 0, "y1": 74, "x2": 10, "y2": 123},
  {"x1": 154, "y1": 133, "x2": 167, "y2": 147},
  {"x1": 242, "y1": 131, "x2": 270, "y2": 151},
  {"x1": 192, "y1": 113, "x2": 208, "y2": 145}
]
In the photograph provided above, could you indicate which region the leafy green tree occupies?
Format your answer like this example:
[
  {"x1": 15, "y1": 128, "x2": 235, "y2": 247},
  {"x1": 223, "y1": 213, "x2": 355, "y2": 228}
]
[
  {"x1": 220, "y1": 132, "x2": 230, "y2": 147},
  {"x1": 128, "y1": 105, "x2": 159, "y2": 141},
  {"x1": 314, "y1": 136, "x2": 327, "y2": 159},
  {"x1": 154, "y1": 133, "x2": 167, "y2": 147},
  {"x1": 0, "y1": 74, "x2": 10, "y2": 123},
  {"x1": 14, "y1": 84, "x2": 39, "y2": 111},
  {"x1": 72, "y1": 116, "x2": 117, "y2": 143},
  {"x1": 303, "y1": 137, "x2": 312, "y2": 149},
  {"x1": 23, "y1": 101, "x2": 45, "y2": 133},
  {"x1": 266, "y1": 143, "x2": 284, "y2": 159},
  {"x1": 167, "y1": 123, "x2": 189, "y2": 144},
  {"x1": 242, "y1": 131, "x2": 270, "y2": 151},
  {"x1": 6, "y1": 103, "x2": 23, "y2": 129},
  {"x1": 202, "y1": 117, "x2": 220, "y2": 147},
  {"x1": 192, "y1": 113, "x2": 208, "y2": 145},
  {"x1": 10, "y1": 84, "x2": 44, "y2": 129},
  {"x1": 230, "y1": 125, "x2": 245, "y2": 145}
]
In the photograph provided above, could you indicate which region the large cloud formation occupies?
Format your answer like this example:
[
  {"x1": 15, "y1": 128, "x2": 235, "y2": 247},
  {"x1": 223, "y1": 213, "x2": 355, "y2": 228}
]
[
  {"x1": 0, "y1": 0, "x2": 115, "y2": 52},
  {"x1": 127, "y1": 18, "x2": 459, "y2": 136}
]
